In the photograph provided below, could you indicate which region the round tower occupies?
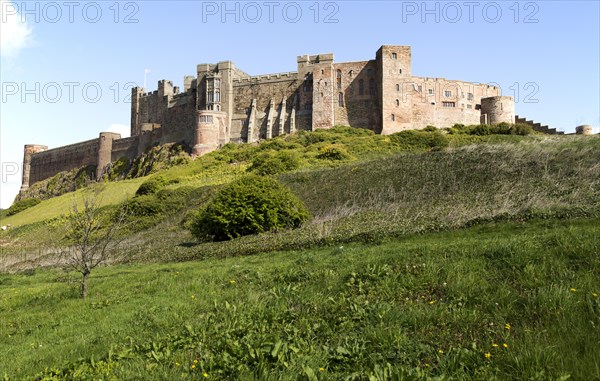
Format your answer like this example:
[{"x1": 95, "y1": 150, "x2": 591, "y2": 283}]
[
  {"x1": 480, "y1": 96, "x2": 515, "y2": 125},
  {"x1": 575, "y1": 125, "x2": 593, "y2": 135},
  {"x1": 97, "y1": 132, "x2": 121, "y2": 179},
  {"x1": 193, "y1": 110, "x2": 227, "y2": 156}
]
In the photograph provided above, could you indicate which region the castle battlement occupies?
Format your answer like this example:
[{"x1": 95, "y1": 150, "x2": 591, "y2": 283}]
[{"x1": 21, "y1": 44, "x2": 528, "y2": 192}]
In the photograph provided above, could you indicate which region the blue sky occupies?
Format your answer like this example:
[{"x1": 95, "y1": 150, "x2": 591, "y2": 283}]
[{"x1": 1, "y1": 0, "x2": 599, "y2": 208}]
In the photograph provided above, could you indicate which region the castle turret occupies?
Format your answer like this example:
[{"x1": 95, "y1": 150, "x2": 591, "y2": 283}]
[
  {"x1": 96, "y1": 132, "x2": 121, "y2": 179},
  {"x1": 192, "y1": 110, "x2": 228, "y2": 156},
  {"x1": 130, "y1": 86, "x2": 145, "y2": 136},
  {"x1": 20, "y1": 144, "x2": 48, "y2": 192},
  {"x1": 480, "y1": 96, "x2": 515, "y2": 125}
]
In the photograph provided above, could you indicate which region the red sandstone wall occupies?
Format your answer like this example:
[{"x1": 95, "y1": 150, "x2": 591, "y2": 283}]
[
  {"x1": 332, "y1": 61, "x2": 379, "y2": 130},
  {"x1": 29, "y1": 139, "x2": 99, "y2": 184}
]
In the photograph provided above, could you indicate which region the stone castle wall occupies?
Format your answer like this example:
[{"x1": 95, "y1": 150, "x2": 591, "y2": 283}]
[
  {"x1": 21, "y1": 45, "x2": 525, "y2": 192},
  {"x1": 28, "y1": 138, "x2": 99, "y2": 186}
]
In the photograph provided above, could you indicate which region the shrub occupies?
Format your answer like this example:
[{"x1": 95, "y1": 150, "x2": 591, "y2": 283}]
[
  {"x1": 316, "y1": 144, "x2": 353, "y2": 161},
  {"x1": 135, "y1": 176, "x2": 168, "y2": 196},
  {"x1": 248, "y1": 150, "x2": 301, "y2": 175},
  {"x1": 389, "y1": 130, "x2": 449, "y2": 150},
  {"x1": 513, "y1": 123, "x2": 534, "y2": 136},
  {"x1": 190, "y1": 175, "x2": 310, "y2": 242},
  {"x1": 7, "y1": 198, "x2": 41, "y2": 216},
  {"x1": 423, "y1": 125, "x2": 438, "y2": 132},
  {"x1": 124, "y1": 195, "x2": 164, "y2": 217}
]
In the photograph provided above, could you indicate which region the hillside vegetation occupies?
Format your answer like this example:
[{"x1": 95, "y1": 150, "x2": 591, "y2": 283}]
[{"x1": 0, "y1": 126, "x2": 599, "y2": 379}]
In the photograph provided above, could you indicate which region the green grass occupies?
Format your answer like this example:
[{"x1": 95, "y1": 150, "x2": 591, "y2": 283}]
[{"x1": 1, "y1": 217, "x2": 598, "y2": 380}]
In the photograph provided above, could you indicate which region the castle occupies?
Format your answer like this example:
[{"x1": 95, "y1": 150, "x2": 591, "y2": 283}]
[{"x1": 20, "y1": 45, "x2": 520, "y2": 192}]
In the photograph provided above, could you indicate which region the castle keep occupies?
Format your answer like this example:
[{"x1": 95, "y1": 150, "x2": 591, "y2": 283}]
[{"x1": 21, "y1": 45, "x2": 517, "y2": 191}]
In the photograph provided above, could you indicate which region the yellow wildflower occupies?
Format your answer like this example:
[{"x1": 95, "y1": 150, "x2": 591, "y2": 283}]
[
  {"x1": 229, "y1": 280, "x2": 236, "y2": 284},
  {"x1": 438, "y1": 349, "x2": 444, "y2": 354},
  {"x1": 194, "y1": 359, "x2": 199, "y2": 364},
  {"x1": 319, "y1": 367, "x2": 325, "y2": 372},
  {"x1": 570, "y1": 288, "x2": 577, "y2": 292},
  {"x1": 492, "y1": 343, "x2": 498, "y2": 348},
  {"x1": 203, "y1": 373, "x2": 209, "y2": 378},
  {"x1": 503, "y1": 343, "x2": 508, "y2": 348},
  {"x1": 505, "y1": 323, "x2": 511, "y2": 330},
  {"x1": 429, "y1": 300, "x2": 435, "y2": 305},
  {"x1": 592, "y1": 292, "x2": 598, "y2": 298},
  {"x1": 484, "y1": 352, "x2": 492, "y2": 359},
  {"x1": 191, "y1": 364, "x2": 196, "y2": 369}
]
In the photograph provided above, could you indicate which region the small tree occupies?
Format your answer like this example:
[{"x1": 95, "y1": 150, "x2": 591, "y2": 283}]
[{"x1": 62, "y1": 193, "x2": 128, "y2": 298}]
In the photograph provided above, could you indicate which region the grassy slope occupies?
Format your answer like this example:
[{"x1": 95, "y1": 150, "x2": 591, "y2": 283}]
[
  {"x1": 0, "y1": 217, "x2": 598, "y2": 380},
  {"x1": 0, "y1": 130, "x2": 599, "y2": 379}
]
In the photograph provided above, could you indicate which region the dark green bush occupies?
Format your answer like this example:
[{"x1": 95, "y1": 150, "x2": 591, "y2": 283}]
[
  {"x1": 7, "y1": 198, "x2": 41, "y2": 216},
  {"x1": 248, "y1": 150, "x2": 301, "y2": 175},
  {"x1": 389, "y1": 130, "x2": 449, "y2": 150},
  {"x1": 316, "y1": 144, "x2": 353, "y2": 161},
  {"x1": 190, "y1": 175, "x2": 310, "y2": 242},
  {"x1": 423, "y1": 125, "x2": 438, "y2": 132},
  {"x1": 513, "y1": 123, "x2": 534, "y2": 136},
  {"x1": 124, "y1": 195, "x2": 164, "y2": 217},
  {"x1": 135, "y1": 176, "x2": 168, "y2": 196}
]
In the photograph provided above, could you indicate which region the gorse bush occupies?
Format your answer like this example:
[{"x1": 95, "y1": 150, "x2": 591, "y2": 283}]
[
  {"x1": 247, "y1": 150, "x2": 301, "y2": 175},
  {"x1": 135, "y1": 176, "x2": 169, "y2": 196},
  {"x1": 316, "y1": 144, "x2": 353, "y2": 161},
  {"x1": 7, "y1": 198, "x2": 41, "y2": 216},
  {"x1": 190, "y1": 175, "x2": 310, "y2": 242},
  {"x1": 389, "y1": 130, "x2": 449, "y2": 150},
  {"x1": 447, "y1": 123, "x2": 534, "y2": 136}
]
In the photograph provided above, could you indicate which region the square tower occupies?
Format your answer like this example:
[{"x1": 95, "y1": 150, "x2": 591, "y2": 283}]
[{"x1": 376, "y1": 45, "x2": 412, "y2": 134}]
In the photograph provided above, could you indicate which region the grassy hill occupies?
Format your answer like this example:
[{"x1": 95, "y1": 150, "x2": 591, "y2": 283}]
[
  {"x1": 1, "y1": 217, "x2": 598, "y2": 379},
  {"x1": 0, "y1": 127, "x2": 599, "y2": 379}
]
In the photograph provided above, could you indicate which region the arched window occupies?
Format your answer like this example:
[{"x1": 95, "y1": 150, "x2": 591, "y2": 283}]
[
  {"x1": 396, "y1": 84, "x2": 400, "y2": 91},
  {"x1": 391, "y1": 114, "x2": 395, "y2": 121},
  {"x1": 399, "y1": 69, "x2": 402, "y2": 74},
  {"x1": 338, "y1": 92, "x2": 344, "y2": 107},
  {"x1": 358, "y1": 79, "x2": 364, "y2": 95},
  {"x1": 396, "y1": 99, "x2": 400, "y2": 106},
  {"x1": 336, "y1": 69, "x2": 342, "y2": 90}
]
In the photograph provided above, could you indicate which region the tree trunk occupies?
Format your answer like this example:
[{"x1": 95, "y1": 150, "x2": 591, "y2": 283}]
[{"x1": 81, "y1": 271, "x2": 90, "y2": 298}]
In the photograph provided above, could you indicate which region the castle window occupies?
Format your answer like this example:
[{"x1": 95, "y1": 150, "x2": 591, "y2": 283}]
[
  {"x1": 444, "y1": 90, "x2": 452, "y2": 98},
  {"x1": 359, "y1": 79, "x2": 364, "y2": 95},
  {"x1": 395, "y1": 99, "x2": 400, "y2": 106},
  {"x1": 369, "y1": 78, "x2": 375, "y2": 96},
  {"x1": 215, "y1": 90, "x2": 220, "y2": 102},
  {"x1": 467, "y1": 92, "x2": 474, "y2": 101},
  {"x1": 214, "y1": 79, "x2": 220, "y2": 88},
  {"x1": 392, "y1": 52, "x2": 397, "y2": 60},
  {"x1": 461, "y1": 92, "x2": 465, "y2": 99},
  {"x1": 337, "y1": 69, "x2": 342, "y2": 90},
  {"x1": 428, "y1": 89, "x2": 434, "y2": 95},
  {"x1": 396, "y1": 84, "x2": 400, "y2": 91},
  {"x1": 338, "y1": 92, "x2": 344, "y2": 107},
  {"x1": 208, "y1": 91, "x2": 214, "y2": 102},
  {"x1": 467, "y1": 104, "x2": 472, "y2": 109},
  {"x1": 349, "y1": 70, "x2": 353, "y2": 78},
  {"x1": 321, "y1": 69, "x2": 324, "y2": 75},
  {"x1": 399, "y1": 69, "x2": 402, "y2": 74},
  {"x1": 418, "y1": 85, "x2": 422, "y2": 92},
  {"x1": 391, "y1": 114, "x2": 395, "y2": 121},
  {"x1": 442, "y1": 101, "x2": 456, "y2": 108}
]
